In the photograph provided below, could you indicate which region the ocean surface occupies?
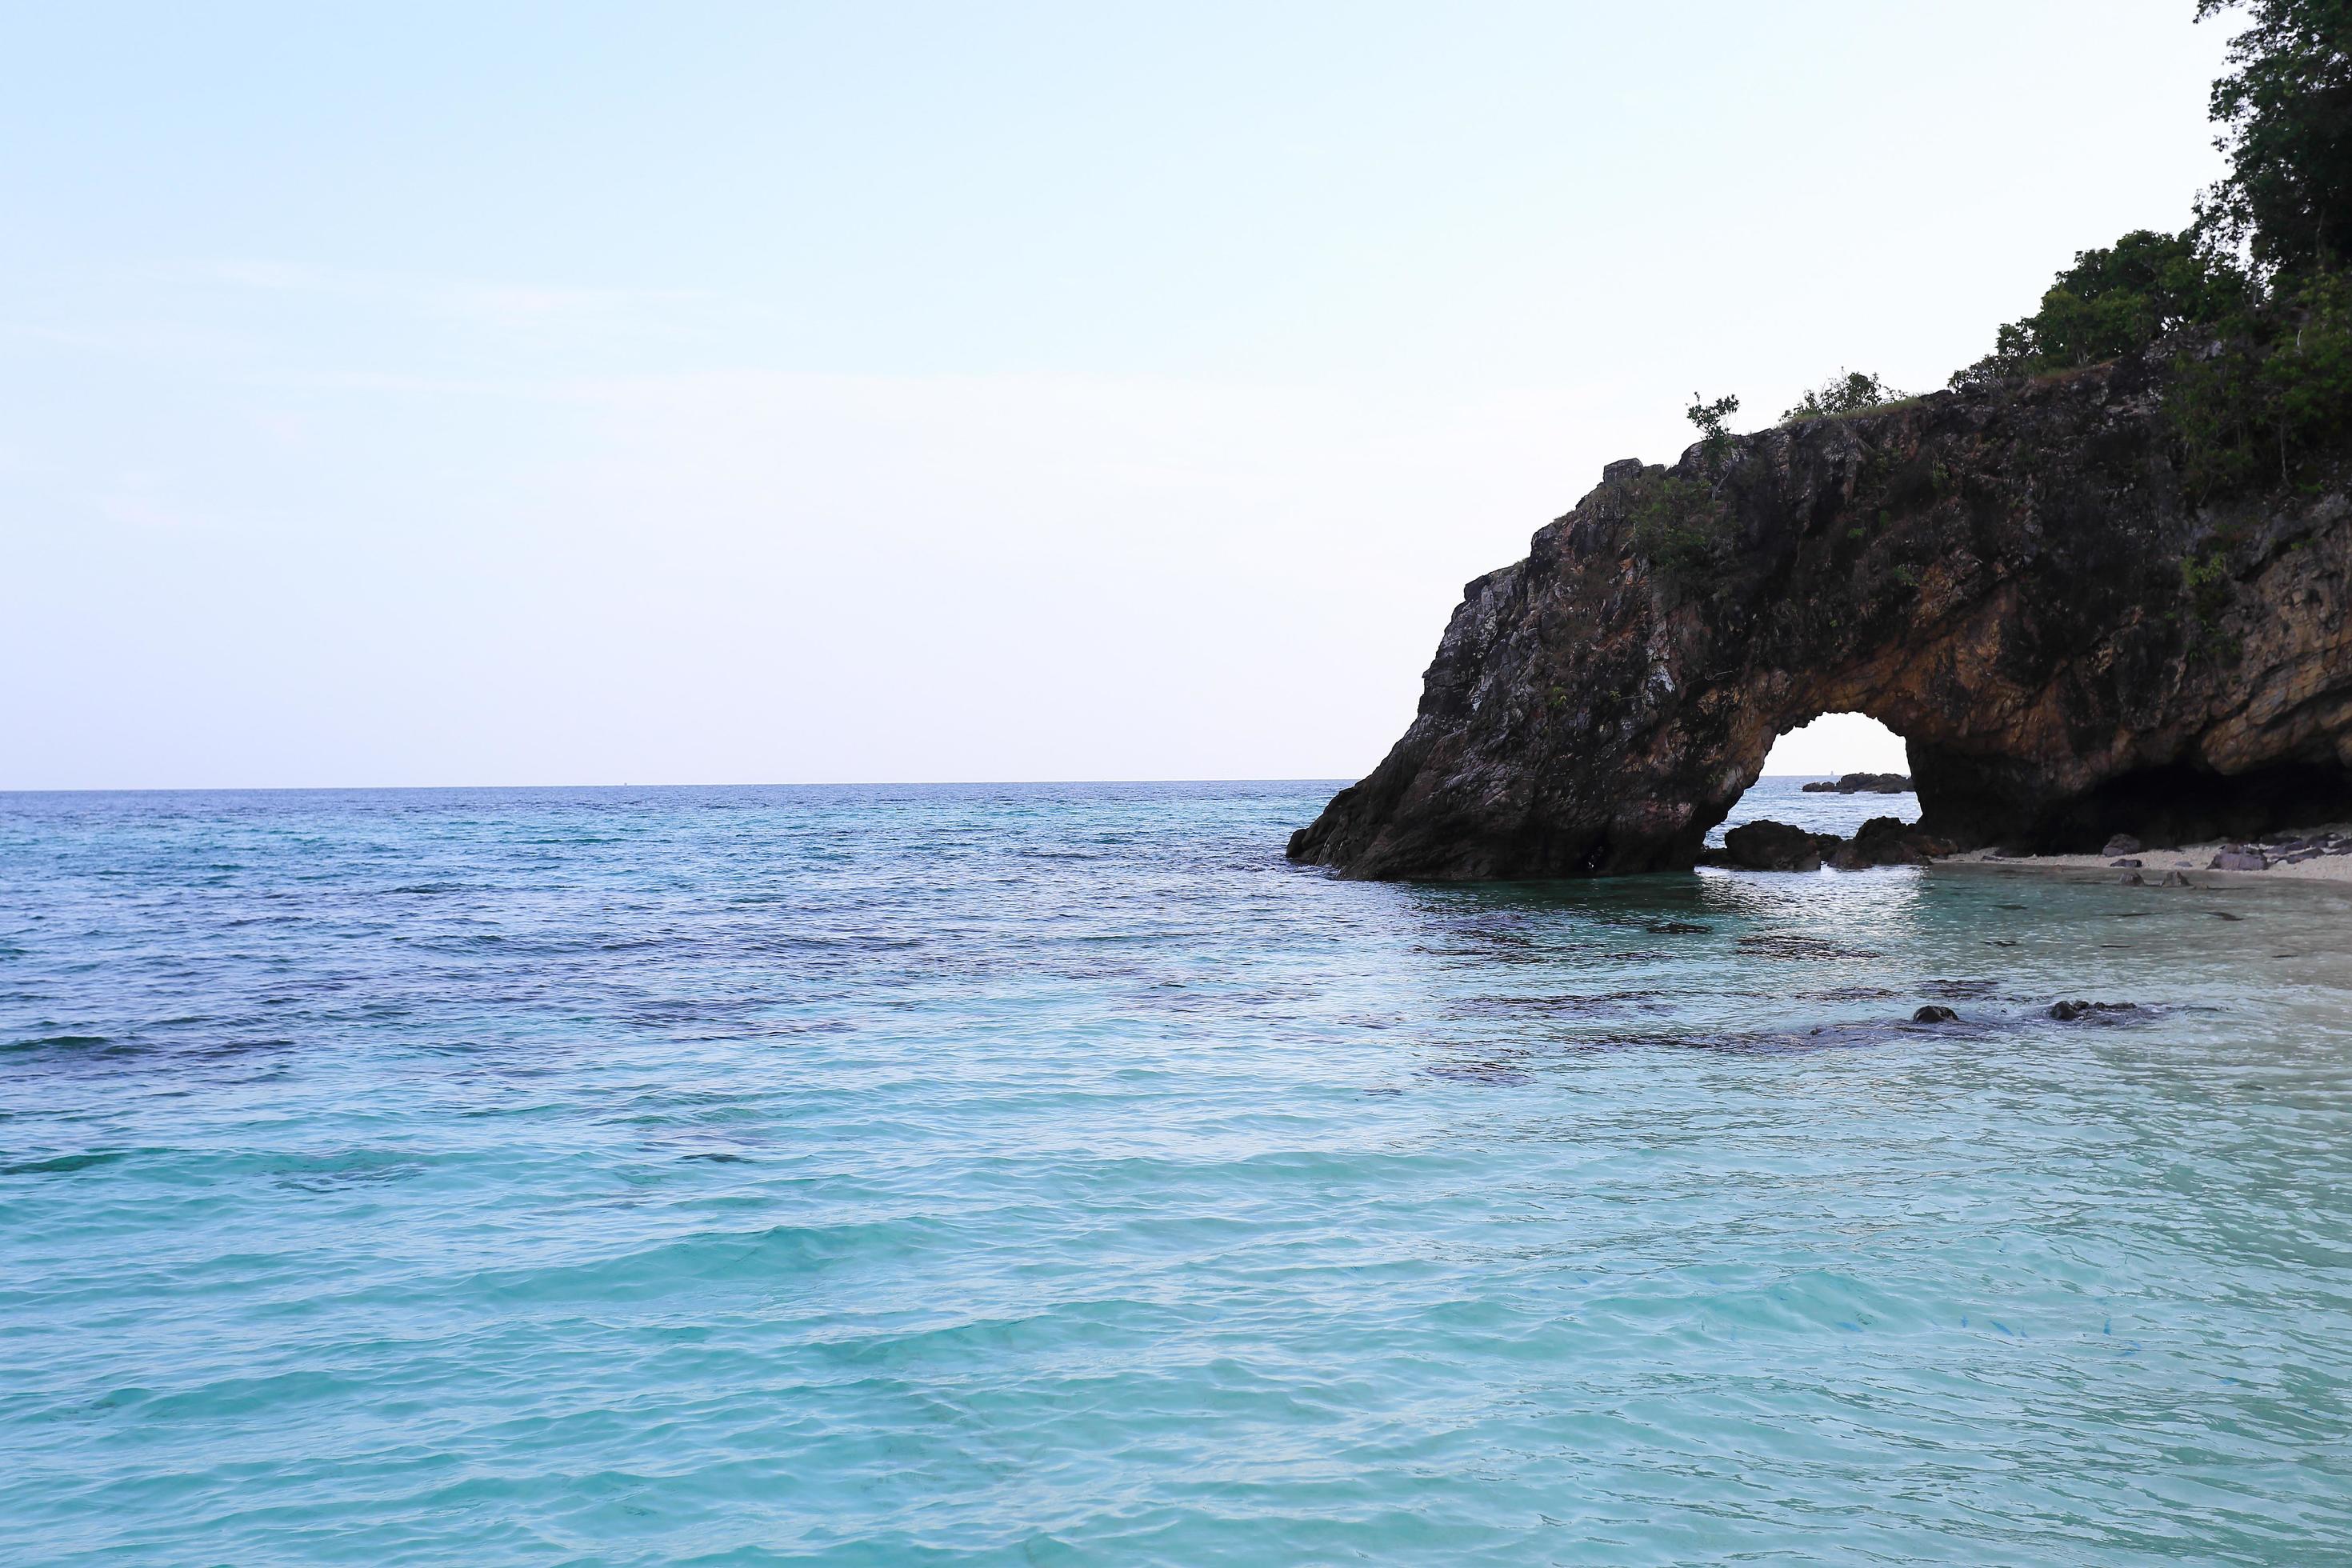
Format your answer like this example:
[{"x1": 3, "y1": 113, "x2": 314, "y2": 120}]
[{"x1": 5, "y1": 779, "x2": 2351, "y2": 1566}]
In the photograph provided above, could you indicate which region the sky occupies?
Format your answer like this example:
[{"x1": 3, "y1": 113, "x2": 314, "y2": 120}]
[{"x1": 2, "y1": 2, "x2": 2235, "y2": 788}]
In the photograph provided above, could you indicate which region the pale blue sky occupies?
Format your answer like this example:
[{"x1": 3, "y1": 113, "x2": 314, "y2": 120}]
[{"x1": 3, "y1": 2, "x2": 2232, "y2": 786}]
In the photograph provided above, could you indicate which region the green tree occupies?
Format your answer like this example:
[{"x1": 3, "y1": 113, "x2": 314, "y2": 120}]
[
  {"x1": 2198, "y1": 0, "x2": 2352, "y2": 275},
  {"x1": 1950, "y1": 229, "x2": 2250, "y2": 386},
  {"x1": 1686, "y1": 392, "x2": 1740, "y2": 462},
  {"x1": 2167, "y1": 266, "x2": 2352, "y2": 493}
]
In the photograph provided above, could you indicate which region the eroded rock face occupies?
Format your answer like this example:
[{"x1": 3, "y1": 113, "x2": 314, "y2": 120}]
[{"x1": 1289, "y1": 354, "x2": 2352, "y2": 879}]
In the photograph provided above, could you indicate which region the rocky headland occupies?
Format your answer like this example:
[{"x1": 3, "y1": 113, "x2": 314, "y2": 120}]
[
  {"x1": 1801, "y1": 771, "x2": 1913, "y2": 794},
  {"x1": 1288, "y1": 350, "x2": 2352, "y2": 880}
]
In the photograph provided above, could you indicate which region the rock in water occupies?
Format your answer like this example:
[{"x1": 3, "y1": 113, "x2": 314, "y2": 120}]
[
  {"x1": 1286, "y1": 355, "x2": 2352, "y2": 879},
  {"x1": 1829, "y1": 816, "x2": 1956, "y2": 869},
  {"x1": 1913, "y1": 1005, "x2": 1960, "y2": 1024},
  {"x1": 1723, "y1": 820, "x2": 1826, "y2": 871}
]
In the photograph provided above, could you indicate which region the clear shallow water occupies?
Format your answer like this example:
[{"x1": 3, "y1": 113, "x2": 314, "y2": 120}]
[{"x1": 4, "y1": 782, "x2": 2351, "y2": 1566}]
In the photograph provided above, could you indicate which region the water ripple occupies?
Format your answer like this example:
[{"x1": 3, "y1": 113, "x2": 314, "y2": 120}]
[{"x1": 1, "y1": 782, "x2": 2350, "y2": 1563}]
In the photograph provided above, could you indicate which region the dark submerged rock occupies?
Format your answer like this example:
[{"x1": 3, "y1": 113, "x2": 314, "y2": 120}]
[
  {"x1": 2050, "y1": 999, "x2": 2138, "y2": 1022},
  {"x1": 1288, "y1": 356, "x2": 2352, "y2": 879}
]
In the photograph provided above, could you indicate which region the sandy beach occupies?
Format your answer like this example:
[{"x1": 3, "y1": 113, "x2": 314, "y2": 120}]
[{"x1": 1940, "y1": 825, "x2": 2352, "y2": 884}]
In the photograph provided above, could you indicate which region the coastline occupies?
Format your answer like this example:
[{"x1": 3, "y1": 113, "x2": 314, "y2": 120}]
[{"x1": 1936, "y1": 825, "x2": 2352, "y2": 885}]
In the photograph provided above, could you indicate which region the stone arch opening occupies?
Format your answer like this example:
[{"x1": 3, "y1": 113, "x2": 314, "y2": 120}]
[
  {"x1": 1699, "y1": 710, "x2": 1930, "y2": 870},
  {"x1": 1759, "y1": 713, "x2": 1910, "y2": 782}
]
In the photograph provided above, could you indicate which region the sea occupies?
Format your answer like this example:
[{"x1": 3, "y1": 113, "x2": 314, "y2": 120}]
[{"x1": 4, "y1": 779, "x2": 2350, "y2": 1565}]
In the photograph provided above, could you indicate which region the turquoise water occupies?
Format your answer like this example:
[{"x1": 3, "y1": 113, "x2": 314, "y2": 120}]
[{"x1": 5, "y1": 780, "x2": 2351, "y2": 1565}]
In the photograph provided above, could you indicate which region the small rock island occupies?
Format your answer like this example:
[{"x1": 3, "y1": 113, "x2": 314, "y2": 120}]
[
  {"x1": 1288, "y1": 352, "x2": 2352, "y2": 879},
  {"x1": 1801, "y1": 772, "x2": 1913, "y2": 794}
]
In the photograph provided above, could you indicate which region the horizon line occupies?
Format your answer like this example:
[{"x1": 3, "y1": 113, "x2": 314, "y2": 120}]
[{"x1": 0, "y1": 771, "x2": 1893, "y2": 796}]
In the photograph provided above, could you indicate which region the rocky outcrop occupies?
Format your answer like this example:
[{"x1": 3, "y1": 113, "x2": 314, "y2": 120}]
[
  {"x1": 1722, "y1": 820, "x2": 1827, "y2": 871},
  {"x1": 1832, "y1": 817, "x2": 1955, "y2": 869},
  {"x1": 1701, "y1": 816, "x2": 1954, "y2": 872},
  {"x1": 1801, "y1": 771, "x2": 1912, "y2": 794},
  {"x1": 1289, "y1": 353, "x2": 2352, "y2": 879}
]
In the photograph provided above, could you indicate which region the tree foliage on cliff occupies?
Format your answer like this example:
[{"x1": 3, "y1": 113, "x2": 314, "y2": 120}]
[
  {"x1": 1628, "y1": 474, "x2": 1733, "y2": 590},
  {"x1": 1782, "y1": 370, "x2": 1907, "y2": 424},
  {"x1": 2166, "y1": 267, "x2": 2352, "y2": 491},
  {"x1": 1685, "y1": 393, "x2": 1739, "y2": 462},
  {"x1": 1949, "y1": 230, "x2": 2251, "y2": 386},
  {"x1": 1630, "y1": 397, "x2": 1743, "y2": 592},
  {"x1": 2198, "y1": 0, "x2": 2352, "y2": 274},
  {"x1": 1942, "y1": 1, "x2": 2352, "y2": 493}
]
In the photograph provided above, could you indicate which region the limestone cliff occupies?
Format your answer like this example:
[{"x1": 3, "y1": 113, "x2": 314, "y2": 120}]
[{"x1": 1288, "y1": 353, "x2": 2352, "y2": 878}]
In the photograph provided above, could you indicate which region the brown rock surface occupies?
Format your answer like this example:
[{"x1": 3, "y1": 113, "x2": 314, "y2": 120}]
[
  {"x1": 1722, "y1": 820, "x2": 1828, "y2": 871},
  {"x1": 1288, "y1": 354, "x2": 2352, "y2": 879},
  {"x1": 1829, "y1": 818, "x2": 1955, "y2": 870}
]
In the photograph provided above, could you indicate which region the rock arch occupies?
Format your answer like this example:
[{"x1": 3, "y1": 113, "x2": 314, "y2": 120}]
[{"x1": 1288, "y1": 358, "x2": 2352, "y2": 879}]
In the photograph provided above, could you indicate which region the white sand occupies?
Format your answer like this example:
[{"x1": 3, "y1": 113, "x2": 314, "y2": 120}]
[{"x1": 1938, "y1": 825, "x2": 2352, "y2": 883}]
